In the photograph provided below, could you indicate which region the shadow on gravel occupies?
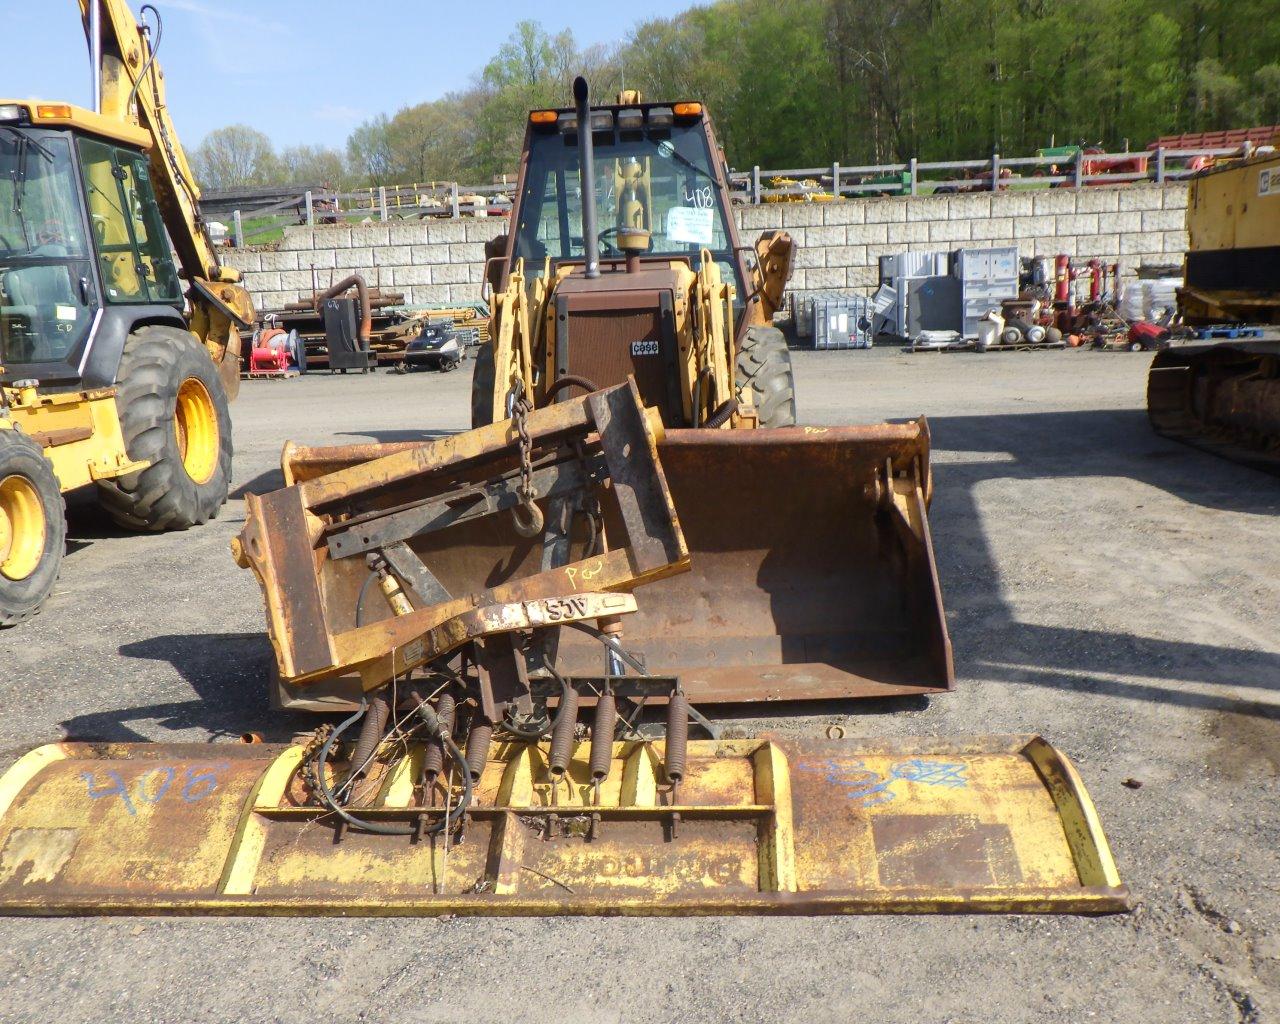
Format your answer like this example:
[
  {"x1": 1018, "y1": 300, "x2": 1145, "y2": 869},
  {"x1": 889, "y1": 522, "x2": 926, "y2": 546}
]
[
  {"x1": 928, "y1": 408, "x2": 1279, "y2": 514},
  {"x1": 230, "y1": 468, "x2": 284, "y2": 499},
  {"x1": 928, "y1": 406, "x2": 1280, "y2": 720},
  {"x1": 58, "y1": 633, "x2": 312, "y2": 743}
]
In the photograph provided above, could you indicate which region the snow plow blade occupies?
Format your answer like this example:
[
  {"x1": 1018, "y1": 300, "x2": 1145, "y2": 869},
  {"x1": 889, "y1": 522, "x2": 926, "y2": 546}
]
[
  {"x1": 0, "y1": 734, "x2": 1126, "y2": 916},
  {"x1": 270, "y1": 418, "x2": 952, "y2": 711}
]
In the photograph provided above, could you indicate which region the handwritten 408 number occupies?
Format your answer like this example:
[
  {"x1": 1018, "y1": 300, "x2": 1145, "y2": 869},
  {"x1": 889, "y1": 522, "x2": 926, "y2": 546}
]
[{"x1": 81, "y1": 764, "x2": 227, "y2": 816}]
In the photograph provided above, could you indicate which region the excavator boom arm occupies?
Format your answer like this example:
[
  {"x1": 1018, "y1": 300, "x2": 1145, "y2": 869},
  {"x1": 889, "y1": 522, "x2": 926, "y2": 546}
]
[
  {"x1": 80, "y1": 0, "x2": 222, "y2": 283},
  {"x1": 78, "y1": 0, "x2": 253, "y2": 396}
]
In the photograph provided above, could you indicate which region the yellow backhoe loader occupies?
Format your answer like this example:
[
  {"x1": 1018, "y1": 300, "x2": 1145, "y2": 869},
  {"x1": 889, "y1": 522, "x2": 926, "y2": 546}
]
[
  {"x1": 0, "y1": 0, "x2": 252, "y2": 625},
  {"x1": 1148, "y1": 149, "x2": 1280, "y2": 474},
  {"x1": 0, "y1": 80, "x2": 1126, "y2": 919}
]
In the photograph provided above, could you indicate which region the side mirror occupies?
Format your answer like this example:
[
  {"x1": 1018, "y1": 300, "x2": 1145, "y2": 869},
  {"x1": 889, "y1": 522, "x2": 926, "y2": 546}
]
[{"x1": 482, "y1": 235, "x2": 509, "y2": 301}]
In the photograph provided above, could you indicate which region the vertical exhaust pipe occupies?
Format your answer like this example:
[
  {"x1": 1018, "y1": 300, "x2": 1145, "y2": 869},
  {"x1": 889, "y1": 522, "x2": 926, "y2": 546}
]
[
  {"x1": 573, "y1": 76, "x2": 600, "y2": 280},
  {"x1": 89, "y1": 0, "x2": 102, "y2": 114}
]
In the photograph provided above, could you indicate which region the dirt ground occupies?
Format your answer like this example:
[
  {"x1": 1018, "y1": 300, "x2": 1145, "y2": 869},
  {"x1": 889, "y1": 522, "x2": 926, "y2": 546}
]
[{"x1": 1, "y1": 345, "x2": 1277, "y2": 1024}]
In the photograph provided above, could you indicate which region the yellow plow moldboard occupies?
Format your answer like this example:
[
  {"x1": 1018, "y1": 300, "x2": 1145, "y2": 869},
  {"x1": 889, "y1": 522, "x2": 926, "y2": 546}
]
[{"x1": 0, "y1": 735, "x2": 1127, "y2": 916}]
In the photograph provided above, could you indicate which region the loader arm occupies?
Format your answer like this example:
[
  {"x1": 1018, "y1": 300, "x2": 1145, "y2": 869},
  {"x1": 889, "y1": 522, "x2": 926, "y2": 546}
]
[{"x1": 79, "y1": 0, "x2": 253, "y2": 394}]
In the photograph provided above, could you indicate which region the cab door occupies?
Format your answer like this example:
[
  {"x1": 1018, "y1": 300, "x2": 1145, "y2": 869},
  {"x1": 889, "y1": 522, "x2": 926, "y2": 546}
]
[{"x1": 78, "y1": 138, "x2": 181, "y2": 307}]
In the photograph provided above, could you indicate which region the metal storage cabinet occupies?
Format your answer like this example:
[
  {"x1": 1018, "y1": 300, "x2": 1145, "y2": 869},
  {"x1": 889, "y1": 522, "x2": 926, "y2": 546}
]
[{"x1": 953, "y1": 246, "x2": 1019, "y2": 339}]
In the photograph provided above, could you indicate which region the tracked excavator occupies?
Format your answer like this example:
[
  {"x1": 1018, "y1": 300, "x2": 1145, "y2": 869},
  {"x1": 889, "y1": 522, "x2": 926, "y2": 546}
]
[
  {"x1": 0, "y1": 80, "x2": 1126, "y2": 917},
  {"x1": 1148, "y1": 149, "x2": 1280, "y2": 473},
  {"x1": 0, "y1": 0, "x2": 252, "y2": 625}
]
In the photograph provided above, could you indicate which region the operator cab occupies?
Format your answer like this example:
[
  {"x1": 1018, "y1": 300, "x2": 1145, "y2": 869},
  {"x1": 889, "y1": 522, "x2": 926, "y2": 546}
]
[
  {"x1": 0, "y1": 101, "x2": 181, "y2": 389},
  {"x1": 511, "y1": 98, "x2": 748, "y2": 326}
]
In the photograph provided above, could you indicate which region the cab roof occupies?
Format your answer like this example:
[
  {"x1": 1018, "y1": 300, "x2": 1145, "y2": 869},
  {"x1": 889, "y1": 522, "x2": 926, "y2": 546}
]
[{"x1": 0, "y1": 100, "x2": 152, "y2": 151}]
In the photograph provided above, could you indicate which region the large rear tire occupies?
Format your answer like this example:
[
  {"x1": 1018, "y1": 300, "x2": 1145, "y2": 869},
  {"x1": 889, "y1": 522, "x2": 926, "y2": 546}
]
[
  {"x1": 0, "y1": 429, "x2": 64, "y2": 627},
  {"x1": 97, "y1": 326, "x2": 232, "y2": 531},
  {"x1": 470, "y1": 341, "x2": 496, "y2": 428},
  {"x1": 735, "y1": 325, "x2": 797, "y2": 427}
]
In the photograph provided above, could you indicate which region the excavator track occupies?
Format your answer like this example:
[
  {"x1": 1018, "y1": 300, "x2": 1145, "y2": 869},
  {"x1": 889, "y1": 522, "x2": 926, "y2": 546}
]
[{"x1": 1148, "y1": 340, "x2": 1280, "y2": 475}]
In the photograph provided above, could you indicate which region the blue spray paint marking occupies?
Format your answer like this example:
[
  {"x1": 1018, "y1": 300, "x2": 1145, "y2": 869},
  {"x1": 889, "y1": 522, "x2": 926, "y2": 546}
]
[
  {"x1": 82, "y1": 764, "x2": 228, "y2": 815},
  {"x1": 802, "y1": 758, "x2": 969, "y2": 807},
  {"x1": 891, "y1": 759, "x2": 968, "y2": 789},
  {"x1": 810, "y1": 759, "x2": 897, "y2": 807},
  {"x1": 82, "y1": 770, "x2": 136, "y2": 815}
]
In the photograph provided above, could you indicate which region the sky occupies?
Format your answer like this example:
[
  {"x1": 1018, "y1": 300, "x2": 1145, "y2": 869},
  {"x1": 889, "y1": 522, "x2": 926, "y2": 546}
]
[{"x1": 2, "y1": 0, "x2": 695, "y2": 150}]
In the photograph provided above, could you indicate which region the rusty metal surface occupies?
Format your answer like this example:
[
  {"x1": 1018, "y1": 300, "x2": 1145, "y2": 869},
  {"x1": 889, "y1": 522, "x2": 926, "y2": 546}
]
[
  {"x1": 1148, "y1": 340, "x2": 1280, "y2": 475},
  {"x1": 278, "y1": 418, "x2": 952, "y2": 705},
  {"x1": 0, "y1": 735, "x2": 1127, "y2": 916},
  {"x1": 237, "y1": 382, "x2": 688, "y2": 690}
]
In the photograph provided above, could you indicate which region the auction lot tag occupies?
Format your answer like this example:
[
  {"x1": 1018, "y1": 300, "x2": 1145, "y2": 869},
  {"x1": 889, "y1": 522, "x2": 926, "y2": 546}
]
[{"x1": 666, "y1": 206, "x2": 714, "y2": 245}]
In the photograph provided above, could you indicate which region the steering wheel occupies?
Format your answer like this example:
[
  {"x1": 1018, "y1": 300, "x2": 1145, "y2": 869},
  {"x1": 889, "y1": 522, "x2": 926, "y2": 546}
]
[{"x1": 597, "y1": 226, "x2": 621, "y2": 255}]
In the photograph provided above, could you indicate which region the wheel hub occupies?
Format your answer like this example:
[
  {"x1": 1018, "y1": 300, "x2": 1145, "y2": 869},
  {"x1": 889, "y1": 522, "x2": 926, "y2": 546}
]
[
  {"x1": 0, "y1": 473, "x2": 46, "y2": 582},
  {"x1": 174, "y1": 377, "x2": 219, "y2": 486}
]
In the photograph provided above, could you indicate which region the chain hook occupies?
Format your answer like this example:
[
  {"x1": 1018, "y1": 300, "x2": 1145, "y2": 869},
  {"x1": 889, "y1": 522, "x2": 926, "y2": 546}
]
[{"x1": 507, "y1": 378, "x2": 544, "y2": 537}]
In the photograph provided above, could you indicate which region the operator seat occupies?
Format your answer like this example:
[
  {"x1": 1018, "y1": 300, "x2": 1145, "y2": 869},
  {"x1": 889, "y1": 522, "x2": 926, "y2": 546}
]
[{"x1": 1, "y1": 245, "x2": 79, "y2": 362}]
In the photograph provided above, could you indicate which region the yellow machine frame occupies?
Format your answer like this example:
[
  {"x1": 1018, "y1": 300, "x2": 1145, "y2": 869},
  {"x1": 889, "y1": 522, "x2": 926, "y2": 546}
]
[{"x1": 0, "y1": 382, "x2": 146, "y2": 492}]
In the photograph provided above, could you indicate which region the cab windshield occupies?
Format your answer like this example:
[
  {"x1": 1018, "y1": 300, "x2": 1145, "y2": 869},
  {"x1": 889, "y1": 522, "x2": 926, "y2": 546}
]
[
  {"x1": 0, "y1": 127, "x2": 95, "y2": 369},
  {"x1": 514, "y1": 116, "x2": 743, "y2": 300}
]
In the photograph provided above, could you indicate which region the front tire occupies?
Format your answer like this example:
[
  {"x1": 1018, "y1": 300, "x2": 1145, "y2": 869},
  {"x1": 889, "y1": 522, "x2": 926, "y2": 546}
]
[
  {"x1": 735, "y1": 325, "x2": 797, "y2": 427},
  {"x1": 0, "y1": 429, "x2": 64, "y2": 627},
  {"x1": 97, "y1": 325, "x2": 232, "y2": 531}
]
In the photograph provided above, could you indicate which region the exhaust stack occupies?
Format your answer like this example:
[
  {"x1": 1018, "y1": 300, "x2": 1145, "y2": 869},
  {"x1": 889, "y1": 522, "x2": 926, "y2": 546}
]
[
  {"x1": 573, "y1": 76, "x2": 600, "y2": 280},
  {"x1": 89, "y1": 0, "x2": 102, "y2": 113}
]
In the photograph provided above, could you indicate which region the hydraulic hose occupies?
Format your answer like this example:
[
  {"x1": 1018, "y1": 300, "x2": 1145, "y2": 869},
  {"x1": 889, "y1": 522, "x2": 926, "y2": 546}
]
[
  {"x1": 704, "y1": 399, "x2": 738, "y2": 429},
  {"x1": 315, "y1": 703, "x2": 472, "y2": 837},
  {"x1": 546, "y1": 374, "x2": 600, "y2": 400}
]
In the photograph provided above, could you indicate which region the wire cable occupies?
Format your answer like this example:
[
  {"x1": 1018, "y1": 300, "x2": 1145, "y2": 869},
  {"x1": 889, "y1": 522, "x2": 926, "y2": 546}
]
[
  {"x1": 315, "y1": 703, "x2": 472, "y2": 837},
  {"x1": 355, "y1": 570, "x2": 379, "y2": 627}
]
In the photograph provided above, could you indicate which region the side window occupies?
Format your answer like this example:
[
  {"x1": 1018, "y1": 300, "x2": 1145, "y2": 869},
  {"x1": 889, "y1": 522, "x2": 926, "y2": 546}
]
[
  {"x1": 78, "y1": 139, "x2": 180, "y2": 304},
  {"x1": 79, "y1": 137, "x2": 146, "y2": 302},
  {"x1": 121, "y1": 153, "x2": 180, "y2": 303}
]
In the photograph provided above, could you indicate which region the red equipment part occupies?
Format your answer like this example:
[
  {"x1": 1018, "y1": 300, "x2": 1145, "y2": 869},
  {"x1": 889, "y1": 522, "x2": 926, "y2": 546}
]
[
  {"x1": 1054, "y1": 255, "x2": 1071, "y2": 304},
  {"x1": 1127, "y1": 321, "x2": 1170, "y2": 351},
  {"x1": 249, "y1": 327, "x2": 291, "y2": 377}
]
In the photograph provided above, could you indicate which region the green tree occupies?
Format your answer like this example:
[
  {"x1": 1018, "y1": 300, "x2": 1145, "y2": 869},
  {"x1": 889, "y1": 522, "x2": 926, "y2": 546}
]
[
  {"x1": 347, "y1": 115, "x2": 393, "y2": 184},
  {"x1": 192, "y1": 125, "x2": 277, "y2": 190},
  {"x1": 278, "y1": 144, "x2": 349, "y2": 189}
]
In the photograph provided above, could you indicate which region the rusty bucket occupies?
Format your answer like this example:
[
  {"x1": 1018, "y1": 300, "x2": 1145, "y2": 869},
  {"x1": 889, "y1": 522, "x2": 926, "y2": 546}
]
[{"x1": 271, "y1": 417, "x2": 952, "y2": 710}]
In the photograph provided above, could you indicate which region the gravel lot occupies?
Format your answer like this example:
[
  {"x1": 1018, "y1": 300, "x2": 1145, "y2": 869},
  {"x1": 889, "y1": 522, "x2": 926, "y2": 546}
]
[{"x1": 1, "y1": 345, "x2": 1277, "y2": 1024}]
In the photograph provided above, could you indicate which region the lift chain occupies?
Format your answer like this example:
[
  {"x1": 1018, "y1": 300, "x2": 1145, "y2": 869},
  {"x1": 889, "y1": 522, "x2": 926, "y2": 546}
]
[{"x1": 508, "y1": 379, "x2": 544, "y2": 537}]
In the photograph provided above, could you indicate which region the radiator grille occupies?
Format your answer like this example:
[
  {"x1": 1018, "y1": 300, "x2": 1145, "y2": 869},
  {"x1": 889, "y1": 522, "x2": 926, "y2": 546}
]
[{"x1": 562, "y1": 309, "x2": 679, "y2": 423}]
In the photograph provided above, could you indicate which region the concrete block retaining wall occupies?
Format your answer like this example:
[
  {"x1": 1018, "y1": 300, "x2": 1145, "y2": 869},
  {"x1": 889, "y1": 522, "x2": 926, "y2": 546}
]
[{"x1": 223, "y1": 183, "x2": 1188, "y2": 312}]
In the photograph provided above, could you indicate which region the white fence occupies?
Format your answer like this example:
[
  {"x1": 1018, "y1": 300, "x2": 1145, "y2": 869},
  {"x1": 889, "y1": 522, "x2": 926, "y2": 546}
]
[{"x1": 221, "y1": 143, "x2": 1259, "y2": 246}]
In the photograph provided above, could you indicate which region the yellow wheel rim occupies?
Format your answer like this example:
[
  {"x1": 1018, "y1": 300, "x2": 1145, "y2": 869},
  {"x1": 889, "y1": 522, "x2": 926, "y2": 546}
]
[
  {"x1": 0, "y1": 474, "x2": 46, "y2": 582},
  {"x1": 174, "y1": 378, "x2": 220, "y2": 486}
]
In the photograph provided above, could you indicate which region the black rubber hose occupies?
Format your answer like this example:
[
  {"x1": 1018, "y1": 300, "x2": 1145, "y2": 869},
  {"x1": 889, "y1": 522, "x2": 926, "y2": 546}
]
[
  {"x1": 355, "y1": 570, "x2": 379, "y2": 627},
  {"x1": 547, "y1": 374, "x2": 600, "y2": 400},
  {"x1": 564, "y1": 621, "x2": 648, "y2": 675},
  {"x1": 315, "y1": 704, "x2": 472, "y2": 837},
  {"x1": 704, "y1": 399, "x2": 738, "y2": 429}
]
